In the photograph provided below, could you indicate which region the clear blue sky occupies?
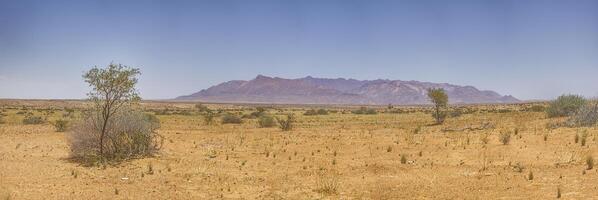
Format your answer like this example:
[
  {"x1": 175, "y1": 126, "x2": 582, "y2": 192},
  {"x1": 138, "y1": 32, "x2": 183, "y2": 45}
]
[{"x1": 1, "y1": 0, "x2": 597, "y2": 100}]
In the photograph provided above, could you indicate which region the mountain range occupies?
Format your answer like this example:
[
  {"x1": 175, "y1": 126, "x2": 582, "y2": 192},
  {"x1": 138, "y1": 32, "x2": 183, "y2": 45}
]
[{"x1": 175, "y1": 75, "x2": 519, "y2": 105}]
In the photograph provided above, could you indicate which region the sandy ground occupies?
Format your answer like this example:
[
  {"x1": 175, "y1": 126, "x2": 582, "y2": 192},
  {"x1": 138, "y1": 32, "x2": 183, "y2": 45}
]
[{"x1": 1, "y1": 101, "x2": 597, "y2": 199}]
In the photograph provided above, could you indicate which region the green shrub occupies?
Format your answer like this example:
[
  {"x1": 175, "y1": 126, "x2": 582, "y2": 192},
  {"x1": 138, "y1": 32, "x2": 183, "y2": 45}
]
[
  {"x1": 22, "y1": 115, "x2": 44, "y2": 125},
  {"x1": 546, "y1": 94, "x2": 586, "y2": 118},
  {"x1": 258, "y1": 115, "x2": 276, "y2": 128},
  {"x1": 54, "y1": 119, "x2": 69, "y2": 132},
  {"x1": 221, "y1": 114, "x2": 242, "y2": 124}
]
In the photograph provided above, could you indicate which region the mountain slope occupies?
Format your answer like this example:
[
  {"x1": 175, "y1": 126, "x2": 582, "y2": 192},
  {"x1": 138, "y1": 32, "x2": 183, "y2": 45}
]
[{"x1": 176, "y1": 75, "x2": 520, "y2": 105}]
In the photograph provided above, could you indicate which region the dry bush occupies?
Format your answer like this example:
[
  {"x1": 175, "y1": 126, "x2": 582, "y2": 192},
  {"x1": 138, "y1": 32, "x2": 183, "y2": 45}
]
[
  {"x1": 568, "y1": 102, "x2": 598, "y2": 127},
  {"x1": 195, "y1": 104, "x2": 210, "y2": 113},
  {"x1": 258, "y1": 115, "x2": 276, "y2": 128},
  {"x1": 352, "y1": 107, "x2": 377, "y2": 115},
  {"x1": 586, "y1": 155, "x2": 594, "y2": 170},
  {"x1": 277, "y1": 114, "x2": 294, "y2": 131},
  {"x1": 526, "y1": 105, "x2": 546, "y2": 112},
  {"x1": 499, "y1": 131, "x2": 511, "y2": 145},
  {"x1": 314, "y1": 172, "x2": 339, "y2": 195},
  {"x1": 480, "y1": 133, "x2": 490, "y2": 144},
  {"x1": 221, "y1": 114, "x2": 242, "y2": 124},
  {"x1": 203, "y1": 111, "x2": 215, "y2": 125},
  {"x1": 22, "y1": 114, "x2": 44, "y2": 125},
  {"x1": 400, "y1": 154, "x2": 407, "y2": 164},
  {"x1": 579, "y1": 130, "x2": 589, "y2": 146},
  {"x1": 67, "y1": 110, "x2": 162, "y2": 164},
  {"x1": 304, "y1": 109, "x2": 328, "y2": 116},
  {"x1": 53, "y1": 119, "x2": 69, "y2": 132}
]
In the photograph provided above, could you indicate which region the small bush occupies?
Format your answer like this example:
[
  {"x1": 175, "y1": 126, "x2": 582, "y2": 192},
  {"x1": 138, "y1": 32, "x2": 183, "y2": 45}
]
[
  {"x1": 277, "y1": 114, "x2": 294, "y2": 131},
  {"x1": 546, "y1": 94, "x2": 586, "y2": 118},
  {"x1": 352, "y1": 107, "x2": 377, "y2": 115},
  {"x1": 304, "y1": 109, "x2": 318, "y2": 116},
  {"x1": 304, "y1": 109, "x2": 329, "y2": 116},
  {"x1": 587, "y1": 155, "x2": 594, "y2": 170},
  {"x1": 67, "y1": 110, "x2": 162, "y2": 164},
  {"x1": 527, "y1": 171, "x2": 534, "y2": 180},
  {"x1": 221, "y1": 114, "x2": 242, "y2": 124},
  {"x1": 258, "y1": 115, "x2": 276, "y2": 128},
  {"x1": 480, "y1": 133, "x2": 490, "y2": 144},
  {"x1": 245, "y1": 108, "x2": 267, "y2": 119},
  {"x1": 54, "y1": 119, "x2": 69, "y2": 132},
  {"x1": 579, "y1": 130, "x2": 588, "y2": 146},
  {"x1": 203, "y1": 112, "x2": 215, "y2": 125},
  {"x1": 314, "y1": 172, "x2": 339, "y2": 195},
  {"x1": 557, "y1": 187, "x2": 561, "y2": 198},
  {"x1": 400, "y1": 154, "x2": 407, "y2": 164},
  {"x1": 449, "y1": 110, "x2": 462, "y2": 118},
  {"x1": 22, "y1": 115, "x2": 44, "y2": 125},
  {"x1": 316, "y1": 109, "x2": 328, "y2": 115},
  {"x1": 432, "y1": 112, "x2": 447, "y2": 124},
  {"x1": 195, "y1": 104, "x2": 210, "y2": 112},
  {"x1": 499, "y1": 131, "x2": 511, "y2": 145}
]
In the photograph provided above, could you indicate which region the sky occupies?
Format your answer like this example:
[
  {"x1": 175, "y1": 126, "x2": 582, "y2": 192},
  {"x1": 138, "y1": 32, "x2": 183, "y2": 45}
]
[{"x1": 0, "y1": 0, "x2": 597, "y2": 100}]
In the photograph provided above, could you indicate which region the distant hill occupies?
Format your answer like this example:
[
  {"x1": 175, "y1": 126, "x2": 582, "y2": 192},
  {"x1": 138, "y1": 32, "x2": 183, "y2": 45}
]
[{"x1": 176, "y1": 75, "x2": 520, "y2": 105}]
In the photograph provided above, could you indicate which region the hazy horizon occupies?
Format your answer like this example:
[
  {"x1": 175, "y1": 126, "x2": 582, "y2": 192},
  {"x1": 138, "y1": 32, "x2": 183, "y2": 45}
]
[{"x1": 1, "y1": 0, "x2": 597, "y2": 100}]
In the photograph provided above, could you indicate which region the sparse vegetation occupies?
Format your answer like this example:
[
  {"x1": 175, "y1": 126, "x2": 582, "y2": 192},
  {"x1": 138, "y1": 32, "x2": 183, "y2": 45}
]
[{"x1": 4, "y1": 100, "x2": 598, "y2": 198}]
